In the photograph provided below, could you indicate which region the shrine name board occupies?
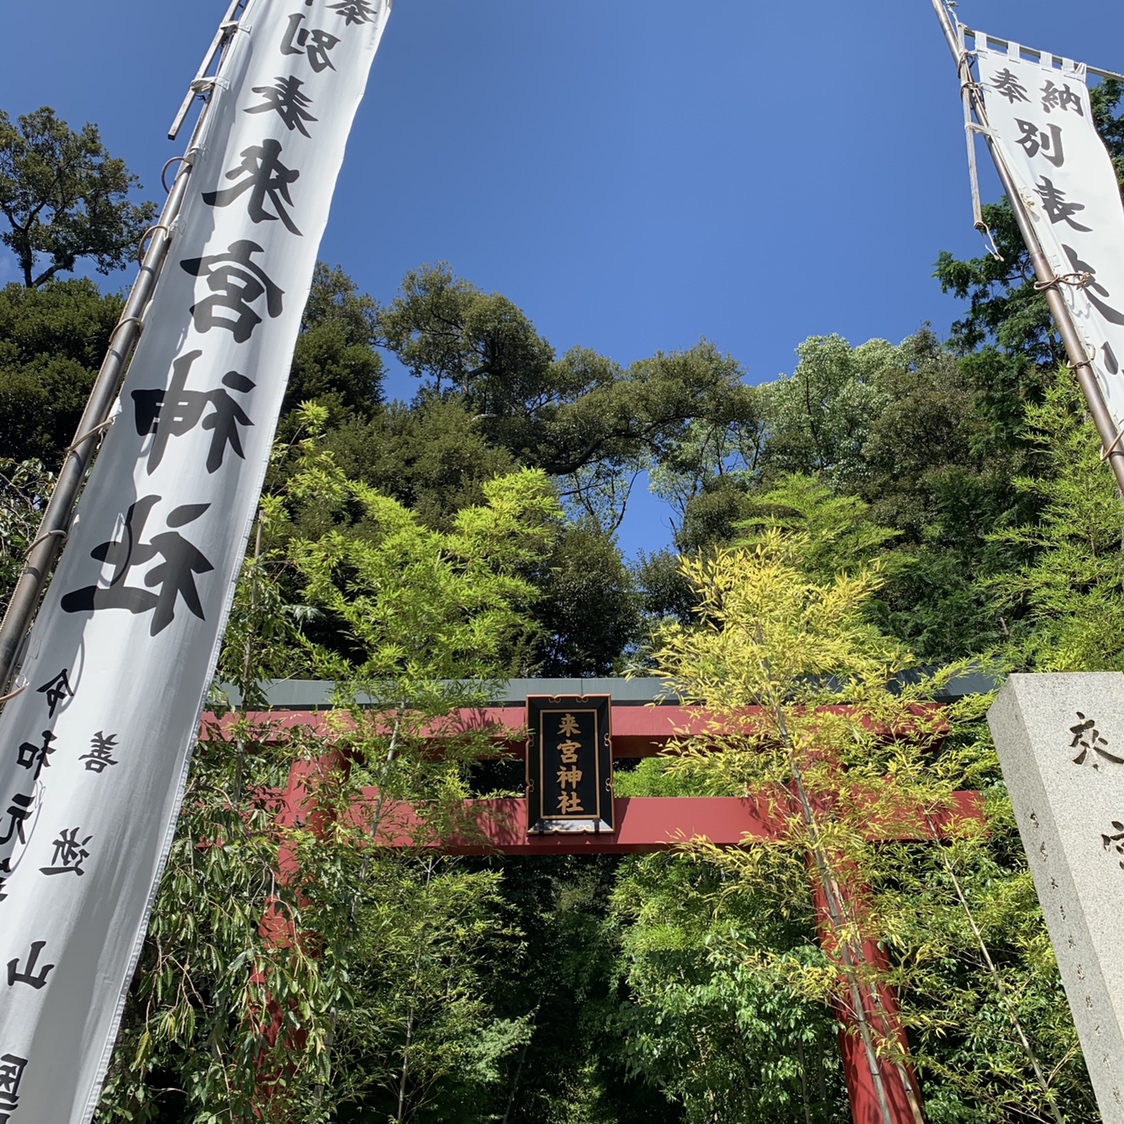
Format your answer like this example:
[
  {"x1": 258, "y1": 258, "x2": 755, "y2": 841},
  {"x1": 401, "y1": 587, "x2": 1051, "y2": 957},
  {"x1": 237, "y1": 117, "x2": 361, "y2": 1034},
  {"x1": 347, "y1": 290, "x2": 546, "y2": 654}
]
[{"x1": 526, "y1": 695, "x2": 614, "y2": 834}]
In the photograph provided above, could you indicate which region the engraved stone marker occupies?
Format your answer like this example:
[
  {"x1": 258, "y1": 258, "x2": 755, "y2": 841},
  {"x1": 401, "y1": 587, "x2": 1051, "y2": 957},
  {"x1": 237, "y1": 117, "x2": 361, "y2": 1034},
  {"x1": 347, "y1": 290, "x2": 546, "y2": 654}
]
[{"x1": 989, "y1": 673, "x2": 1124, "y2": 1119}]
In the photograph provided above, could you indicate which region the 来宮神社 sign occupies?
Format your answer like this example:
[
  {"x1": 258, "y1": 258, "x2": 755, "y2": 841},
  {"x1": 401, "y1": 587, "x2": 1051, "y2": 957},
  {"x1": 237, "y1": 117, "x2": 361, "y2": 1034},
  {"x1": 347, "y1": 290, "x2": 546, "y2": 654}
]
[
  {"x1": 0, "y1": 3, "x2": 391, "y2": 1122},
  {"x1": 526, "y1": 695, "x2": 614, "y2": 834}
]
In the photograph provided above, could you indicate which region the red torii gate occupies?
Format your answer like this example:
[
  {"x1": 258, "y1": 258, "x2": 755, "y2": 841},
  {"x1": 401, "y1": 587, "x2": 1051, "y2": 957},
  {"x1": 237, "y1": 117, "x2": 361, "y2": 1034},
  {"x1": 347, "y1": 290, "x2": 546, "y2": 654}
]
[{"x1": 209, "y1": 675, "x2": 986, "y2": 1124}]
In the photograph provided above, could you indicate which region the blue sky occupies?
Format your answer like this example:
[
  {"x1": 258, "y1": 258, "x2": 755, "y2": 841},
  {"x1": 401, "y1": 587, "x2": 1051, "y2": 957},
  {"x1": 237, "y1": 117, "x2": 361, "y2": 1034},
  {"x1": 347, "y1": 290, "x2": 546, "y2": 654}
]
[{"x1": 2, "y1": 1, "x2": 1123, "y2": 556}]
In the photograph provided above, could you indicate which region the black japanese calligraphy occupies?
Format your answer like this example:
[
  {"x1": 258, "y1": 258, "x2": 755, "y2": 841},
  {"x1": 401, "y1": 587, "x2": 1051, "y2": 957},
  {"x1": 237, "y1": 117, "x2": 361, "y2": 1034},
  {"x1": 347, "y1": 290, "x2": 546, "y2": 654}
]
[
  {"x1": 132, "y1": 350, "x2": 255, "y2": 474},
  {"x1": 1070, "y1": 711, "x2": 1123, "y2": 768},
  {"x1": 247, "y1": 75, "x2": 318, "y2": 137},
  {"x1": 280, "y1": 13, "x2": 340, "y2": 73},
  {"x1": 81, "y1": 731, "x2": 119, "y2": 774},
  {"x1": 35, "y1": 668, "x2": 73, "y2": 719},
  {"x1": 0, "y1": 795, "x2": 33, "y2": 847},
  {"x1": 16, "y1": 731, "x2": 57, "y2": 782},
  {"x1": 328, "y1": 0, "x2": 378, "y2": 24},
  {"x1": 991, "y1": 68, "x2": 1030, "y2": 104},
  {"x1": 203, "y1": 139, "x2": 302, "y2": 236},
  {"x1": 0, "y1": 1053, "x2": 28, "y2": 1119},
  {"x1": 1102, "y1": 820, "x2": 1124, "y2": 869},
  {"x1": 1105, "y1": 341, "x2": 1120, "y2": 376},
  {"x1": 181, "y1": 240, "x2": 285, "y2": 343},
  {"x1": 40, "y1": 828, "x2": 91, "y2": 877},
  {"x1": 0, "y1": 858, "x2": 10, "y2": 904},
  {"x1": 60, "y1": 495, "x2": 215, "y2": 636},
  {"x1": 1041, "y1": 79, "x2": 1084, "y2": 116},
  {"x1": 1063, "y1": 244, "x2": 1124, "y2": 326},
  {"x1": 6, "y1": 941, "x2": 54, "y2": 990},
  {"x1": 1035, "y1": 177, "x2": 1092, "y2": 231},
  {"x1": 1014, "y1": 119, "x2": 1065, "y2": 168}
]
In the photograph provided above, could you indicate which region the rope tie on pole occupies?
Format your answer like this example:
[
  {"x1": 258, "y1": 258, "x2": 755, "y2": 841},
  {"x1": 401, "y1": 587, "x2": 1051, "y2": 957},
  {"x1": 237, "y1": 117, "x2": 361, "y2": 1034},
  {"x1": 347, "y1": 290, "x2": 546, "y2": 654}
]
[
  {"x1": 1034, "y1": 272, "x2": 1092, "y2": 292},
  {"x1": 65, "y1": 417, "x2": 115, "y2": 455},
  {"x1": 161, "y1": 147, "x2": 199, "y2": 194},
  {"x1": 107, "y1": 316, "x2": 145, "y2": 349},
  {"x1": 161, "y1": 156, "x2": 191, "y2": 194},
  {"x1": 0, "y1": 677, "x2": 28, "y2": 705},
  {"x1": 25, "y1": 528, "x2": 68, "y2": 554},
  {"x1": 1065, "y1": 339, "x2": 1099, "y2": 377},
  {"x1": 1099, "y1": 423, "x2": 1124, "y2": 462},
  {"x1": 137, "y1": 224, "x2": 173, "y2": 262}
]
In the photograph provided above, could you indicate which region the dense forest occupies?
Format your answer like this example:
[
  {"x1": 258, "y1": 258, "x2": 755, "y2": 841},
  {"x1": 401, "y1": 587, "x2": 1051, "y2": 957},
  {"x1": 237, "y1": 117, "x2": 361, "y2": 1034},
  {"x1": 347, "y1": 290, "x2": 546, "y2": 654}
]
[{"x1": 2, "y1": 79, "x2": 1124, "y2": 1123}]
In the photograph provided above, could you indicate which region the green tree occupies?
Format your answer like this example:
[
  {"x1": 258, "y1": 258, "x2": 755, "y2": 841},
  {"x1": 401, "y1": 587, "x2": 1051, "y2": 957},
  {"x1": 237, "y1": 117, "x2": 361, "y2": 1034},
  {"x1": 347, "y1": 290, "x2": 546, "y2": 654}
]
[
  {"x1": 327, "y1": 856, "x2": 532, "y2": 1124},
  {"x1": 0, "y1": 277, "x2": 124, "y2": 463},
  {"x1": 376, "y1": 264, "x2": 748, "y2": 505},
  {"x1": 476, "y1": 855, "x2": 678, "y2": 1124},
  {"x1": 96, "y1": 414, "x2": 561, "y2": 1123},
  {"x1": 531, "y1": 521, "x2": 641, "y2": 677},
  {"x1": 636, "y1": 517, "x2": 1099, "y2": 1121},
  {"x1": 758, "y1": 334, "x2": 897, "y2": 487},
  {"x1": 694, "y1": 331, "x2": 1035, "y2": 663},
  {"x1": 645, "y1": 532, "x2": 970, "y2": 1124},
  {"x1": 988, "y1": 370, "x2": 1124, "y2": 673},
  {"x1": 608, "y1": 843, "x2": 847, "y2": 1123},
  {"x1": 0, "y1": 107, "x2": 156, "y2": 288},
  {"x1": 323, "y1": 395, "x2": 516, "y2": 532},
  {"x1": 645, "y1": 385, "x2": 763, "y2": 525},
  {"x1": 0, "y1": 456, "x2": 54, "y2": 616},
  {"x1": 279, "y1": 263, "x2": 385, "y2": 431}
]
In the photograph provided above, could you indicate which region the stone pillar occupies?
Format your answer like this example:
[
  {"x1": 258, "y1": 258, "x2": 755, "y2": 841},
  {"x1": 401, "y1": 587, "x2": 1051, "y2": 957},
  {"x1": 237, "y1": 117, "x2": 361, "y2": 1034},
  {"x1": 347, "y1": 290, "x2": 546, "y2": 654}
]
[{"x1": 988, "y1": 673, "x2": 1124, "y2": 1119}]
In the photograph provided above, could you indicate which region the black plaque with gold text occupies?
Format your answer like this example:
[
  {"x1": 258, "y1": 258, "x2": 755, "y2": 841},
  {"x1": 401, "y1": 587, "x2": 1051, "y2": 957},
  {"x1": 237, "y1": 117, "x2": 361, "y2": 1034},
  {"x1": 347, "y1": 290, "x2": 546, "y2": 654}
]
[{"x1": 526, "y1": 695, "x2": 614, "y2": 833}]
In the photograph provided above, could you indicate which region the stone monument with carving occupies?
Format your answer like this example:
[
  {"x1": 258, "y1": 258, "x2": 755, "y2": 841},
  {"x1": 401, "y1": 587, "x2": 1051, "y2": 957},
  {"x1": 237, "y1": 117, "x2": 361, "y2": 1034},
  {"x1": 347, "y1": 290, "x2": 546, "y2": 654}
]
[{"x1": 989, "y1": 673, "x2": 1124, "y2": 1119}]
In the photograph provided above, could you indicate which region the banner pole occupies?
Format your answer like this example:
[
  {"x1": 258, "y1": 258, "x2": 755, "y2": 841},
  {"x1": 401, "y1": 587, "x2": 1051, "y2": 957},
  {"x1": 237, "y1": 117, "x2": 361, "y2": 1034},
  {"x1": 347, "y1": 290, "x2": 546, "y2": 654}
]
[
  {"x1": 929, "y1": 0, "x2": 1124, "y2": 493},
  {"x1": 0, "y1": 14, "x2": 244, "y2": 696}
]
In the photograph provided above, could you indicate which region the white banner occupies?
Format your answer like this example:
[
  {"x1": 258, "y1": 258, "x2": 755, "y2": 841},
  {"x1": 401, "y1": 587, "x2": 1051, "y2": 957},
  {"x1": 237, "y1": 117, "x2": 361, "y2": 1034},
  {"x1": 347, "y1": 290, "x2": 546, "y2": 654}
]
[
  {"x1": 0, "y1": 2, "x2": 390, "y2": 1121},
  {"x1": 977, "y1": 37, "x2": 1124, "y2": 426}
]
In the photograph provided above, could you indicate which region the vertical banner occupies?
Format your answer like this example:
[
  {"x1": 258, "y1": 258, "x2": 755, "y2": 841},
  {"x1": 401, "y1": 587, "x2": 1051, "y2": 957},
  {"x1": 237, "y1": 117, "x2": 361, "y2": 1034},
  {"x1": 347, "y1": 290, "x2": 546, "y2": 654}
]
[
  {"x1": 976, "y1": 36, "x2": 1124, "y2": 427},
  {"x1": 0, "y1": 2, "x2": 391, "y2": 1121},
  {"x1": 526, "y1": 696, "x2": 614, "y2": 833}
]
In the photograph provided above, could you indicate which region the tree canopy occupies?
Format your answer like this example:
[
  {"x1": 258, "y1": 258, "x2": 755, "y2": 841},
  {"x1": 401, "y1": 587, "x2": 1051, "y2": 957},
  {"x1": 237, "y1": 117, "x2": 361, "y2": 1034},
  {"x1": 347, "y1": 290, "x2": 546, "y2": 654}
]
[{"x1": 0, "y1": 107, "x2": 155, "y2": 287}]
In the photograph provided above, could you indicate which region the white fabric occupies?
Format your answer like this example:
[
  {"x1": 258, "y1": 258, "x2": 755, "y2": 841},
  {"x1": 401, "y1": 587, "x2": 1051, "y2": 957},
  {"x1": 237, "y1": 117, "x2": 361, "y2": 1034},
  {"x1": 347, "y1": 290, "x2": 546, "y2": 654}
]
[
  {"x1": 977, "y1": 38, "x2": 1124, "y2": 426},
  {"x1": 0, "y1": 2, "x2": 390, "y2": 1121}
]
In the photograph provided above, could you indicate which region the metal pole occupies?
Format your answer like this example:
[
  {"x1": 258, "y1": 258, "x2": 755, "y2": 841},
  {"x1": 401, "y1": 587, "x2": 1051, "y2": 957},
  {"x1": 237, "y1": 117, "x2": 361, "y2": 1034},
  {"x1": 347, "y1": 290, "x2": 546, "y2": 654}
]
[
  {"x1": 930, "y1": 0, "x2": 1124, "y2": 494},
  {"x1": 0, "y1": 14, "x2": 244, "y2": 695}
]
